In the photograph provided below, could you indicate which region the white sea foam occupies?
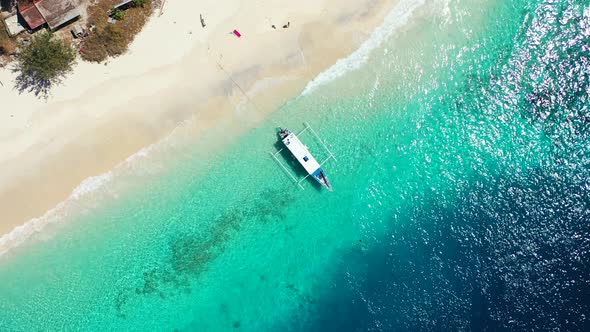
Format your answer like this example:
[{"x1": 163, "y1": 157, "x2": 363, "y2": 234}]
[
  {"x1": 0, "y1": 1, "x2": 427, "y2": 257},
  {"x1": 0, "y1": 173, "x2": 112, "y2": 257},
  {"x1": 0, "y1": 142, "x2": 159, "y2": 257},
  {"x1": 302, "y1": 0, "x2": 426, "y2": 96},
  {"x1": 70, "y1": 173, "x2": 115, "y2": 200},
  {"x1": 437, "y1": 0, "x2": 452, "y2": 25}
]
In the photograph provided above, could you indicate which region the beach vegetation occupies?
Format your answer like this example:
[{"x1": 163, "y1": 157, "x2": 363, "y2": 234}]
[
  {"x1": 14, "y1": 31, "x2": 76, "y2": 97},
  {"x1": 80, "y1": 0, "x2": 154, "y2": 63},
  {"x1": 0, "y1": 21, "x2": 16, "y2": 57},
  {"x1": 111, "y1": 8, "x2": 126, "y2": 21},
  {"x1": 133, "y1": 0, "x2": 147, "y2": 7},
  {"x1": 80, "y1": 24, "x2": 126, "y2": 62}
]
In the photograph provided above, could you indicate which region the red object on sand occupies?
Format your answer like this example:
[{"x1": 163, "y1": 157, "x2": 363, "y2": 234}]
[{"x1": 233, "y1": 29, "x2": 241, "y2": 37}]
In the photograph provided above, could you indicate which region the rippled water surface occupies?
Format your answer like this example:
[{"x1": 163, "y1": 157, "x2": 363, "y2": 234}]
[{"x1": 0, "y1": 0, "x2": 588, "y2": 331}]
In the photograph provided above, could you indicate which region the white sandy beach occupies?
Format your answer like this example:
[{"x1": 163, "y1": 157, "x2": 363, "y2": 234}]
[{"x1": 0, "y1": 0, "x2": 407, "y2": 251}]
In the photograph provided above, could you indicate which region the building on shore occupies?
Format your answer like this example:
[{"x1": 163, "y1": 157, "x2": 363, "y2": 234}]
[
  {"x1": 18, "y1": 1, "x2": 45, "y2": 30},
  {"x1": 113, "y1": 0, "x2": 135, "y2": 10},
  {"x1": 17, "y1": 0, "x2": 81, "y2": 31},
  {"x1": 2, "y1": 13, "x2": 26, "y2": 36}
]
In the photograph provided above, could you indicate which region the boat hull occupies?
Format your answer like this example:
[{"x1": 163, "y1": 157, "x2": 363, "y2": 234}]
[
  {"x1": 312, "y1": 168, "x2": 333, "y2": 191},
  {"x1": 279, "y1": 128, "x2": 333, "y2": 191}
]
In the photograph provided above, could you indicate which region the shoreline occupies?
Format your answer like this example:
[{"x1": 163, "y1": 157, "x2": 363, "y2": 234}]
[{"x1": 0, "y1": 0, "x2": 416, "y2": 254}]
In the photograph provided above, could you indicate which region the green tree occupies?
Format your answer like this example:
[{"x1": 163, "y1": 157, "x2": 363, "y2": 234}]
[
  {"x1": 14, "y1": 31, "x2": 76, "y2": 97},
  {"x1": 132, "y1": 0, "x2": 147, "y2": 7},
  {"x1": 111, "y1": 8, "x2": 125, "y2": 20},
  {"x1": 0, "y1": 0, "x2": 18, "y2": 12}
]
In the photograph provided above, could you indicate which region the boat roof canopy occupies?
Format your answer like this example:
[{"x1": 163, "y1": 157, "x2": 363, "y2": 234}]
[{"x1": 282, "y1": 133, "x2": 321, "y2": 175}]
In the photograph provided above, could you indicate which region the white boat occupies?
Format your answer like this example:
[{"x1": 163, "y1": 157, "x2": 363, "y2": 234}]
[{"x1": 278, "y1": 128, "x2": 333, "y2": 191}]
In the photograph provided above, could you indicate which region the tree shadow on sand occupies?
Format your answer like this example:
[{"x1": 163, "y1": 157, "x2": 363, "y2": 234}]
[{"x1": 12, "y1": 66, "x2": 55, "y2": 99}]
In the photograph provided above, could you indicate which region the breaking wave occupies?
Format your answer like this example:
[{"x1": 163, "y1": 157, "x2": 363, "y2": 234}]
[
  {"x1": 0, "y1": 144, "x2": 157, "y2": 257},
  {"x1": 301, "y1": 0, "x2": 426, "y2": 96}
]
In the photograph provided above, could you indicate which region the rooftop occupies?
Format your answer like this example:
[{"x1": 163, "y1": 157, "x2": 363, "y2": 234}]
[
  {"x1": 3, "y1": 14, "x2": 26, "y2": 36},
  {"x1": 17, "y1": 0, "x2": 80, "y2": 30},
  {"x1": 35, "y1": 0, "x2": 81, "y2": 29},
  {"x1": 19, "y1": 2, "x2": 46, "y2": 30},
  {"x1": 283, "y1": 133, "x2": 321, "y2": 175},
  {"x1": 114, "y1": 0, "x2": 134, "y2": 10}
]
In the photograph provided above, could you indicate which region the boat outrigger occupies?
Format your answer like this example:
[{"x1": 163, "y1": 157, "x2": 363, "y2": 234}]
[{"x1": 270, "y1": 123, "x2": 336, "y2": 191}]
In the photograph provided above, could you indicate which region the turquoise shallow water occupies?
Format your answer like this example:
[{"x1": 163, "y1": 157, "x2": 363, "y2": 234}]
[{"x1": 1, "y1": 0, "x2": 589, "y2": 330}]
